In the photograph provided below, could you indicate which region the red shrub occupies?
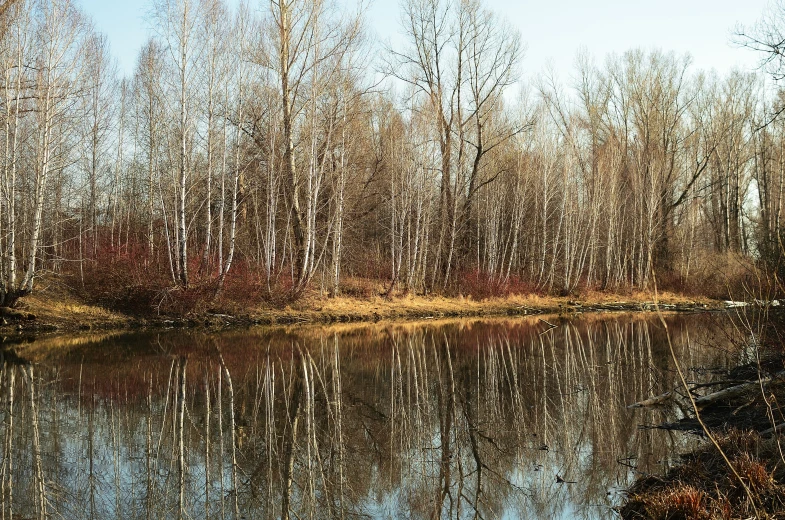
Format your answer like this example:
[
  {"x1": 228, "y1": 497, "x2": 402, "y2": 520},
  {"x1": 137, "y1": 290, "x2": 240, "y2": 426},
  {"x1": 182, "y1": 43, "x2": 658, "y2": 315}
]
[{"x1": 452, "y1": 269, "x2": 543, "y2": 299}]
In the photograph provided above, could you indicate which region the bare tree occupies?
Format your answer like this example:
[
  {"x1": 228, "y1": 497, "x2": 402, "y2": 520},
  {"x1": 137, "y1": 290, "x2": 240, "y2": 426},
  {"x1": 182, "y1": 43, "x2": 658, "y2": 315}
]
[
  {"x1": 0, "y1": 0, "x2": 90, "y2": 304},
  {"x1": 133, "y1": 40, "x2": 167, "y2": 268},
  {"x1": 79, "y1": 32, "x2": 117, "y2": 257},
  {"x1": 388, "y1": 0, "x2": 524, "y2": 288},
  {"x1": 267, "y1": 0, "x2": 365, "y2": 294},
  {"x1": 152, "y1": 0, "x2": 205, "y2": 287}
]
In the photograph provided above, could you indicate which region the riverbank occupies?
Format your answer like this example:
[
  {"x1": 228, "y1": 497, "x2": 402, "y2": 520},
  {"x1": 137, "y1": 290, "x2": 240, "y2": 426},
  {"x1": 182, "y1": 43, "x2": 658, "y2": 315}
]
[
  {"x1": 0, "y1": 283, "x2": 721, "y2": 334},
  {"x1": 621, "y1": 430, "x2": 785, "y2": 519},
  {"x1": 620, "y1": 314, "x2": 785, "y2": 519},
  {"x1": 2, "y1": 289, "x2": 778, "y2": 517}
]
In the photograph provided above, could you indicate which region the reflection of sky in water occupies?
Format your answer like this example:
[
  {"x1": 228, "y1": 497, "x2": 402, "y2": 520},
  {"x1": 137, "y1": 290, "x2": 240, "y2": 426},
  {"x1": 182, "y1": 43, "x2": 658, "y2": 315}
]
[{"x1": 0, "y1": 313, "x2": 735, "y2": 519}]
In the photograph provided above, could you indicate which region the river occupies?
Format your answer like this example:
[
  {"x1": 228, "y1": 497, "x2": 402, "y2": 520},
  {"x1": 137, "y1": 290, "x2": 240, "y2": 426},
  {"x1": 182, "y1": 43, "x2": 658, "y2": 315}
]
[{"x1": 0, "y1": 312, "x2": 740, "y2": 519}]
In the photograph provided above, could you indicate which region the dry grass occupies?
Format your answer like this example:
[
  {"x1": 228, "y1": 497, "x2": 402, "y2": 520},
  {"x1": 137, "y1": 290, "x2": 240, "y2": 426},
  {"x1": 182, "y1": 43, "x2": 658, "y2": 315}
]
[
  {"x1": 246, "y1": 290, "x2": 715, "y2": 324},
  {"x1": 15, "y1": 279, "x2": 131, "y2": 329},
  {"x1": 575, "y1": 289, "x2": 712, "y2": 305},
  {"x1": 1, "y1": 272, "x2": 717, "y2": 331}
]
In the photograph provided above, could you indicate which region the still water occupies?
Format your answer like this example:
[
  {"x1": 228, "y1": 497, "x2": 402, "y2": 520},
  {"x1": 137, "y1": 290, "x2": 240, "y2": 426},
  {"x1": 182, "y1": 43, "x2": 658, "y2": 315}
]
[{"x1": 0, "y1": 313, "x2": 738, "y2": 519}]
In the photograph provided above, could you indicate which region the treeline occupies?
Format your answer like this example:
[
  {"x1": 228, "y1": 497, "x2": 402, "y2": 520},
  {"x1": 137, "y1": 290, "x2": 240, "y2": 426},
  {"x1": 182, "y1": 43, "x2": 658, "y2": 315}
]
[{"x1": 0, "y1": 0, "x2": 781, "y2": 310}]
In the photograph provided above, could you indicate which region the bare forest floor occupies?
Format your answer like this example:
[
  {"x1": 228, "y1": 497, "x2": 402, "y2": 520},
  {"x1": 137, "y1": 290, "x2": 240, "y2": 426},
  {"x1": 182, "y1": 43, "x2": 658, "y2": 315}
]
[{"x1": 0, "y1": 276, "x2": 720, "y2": 334}]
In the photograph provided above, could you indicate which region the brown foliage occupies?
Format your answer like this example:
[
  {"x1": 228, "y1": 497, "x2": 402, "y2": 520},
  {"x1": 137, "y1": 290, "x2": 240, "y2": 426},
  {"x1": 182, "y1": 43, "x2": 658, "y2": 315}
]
[{"x1": 450, "y1": 269, "x2": 543, "y2": 299}]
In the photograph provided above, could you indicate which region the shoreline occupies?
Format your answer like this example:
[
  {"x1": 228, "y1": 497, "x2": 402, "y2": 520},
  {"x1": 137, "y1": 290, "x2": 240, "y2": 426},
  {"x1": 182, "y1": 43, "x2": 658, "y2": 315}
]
[
  {"x1": 0, "y1": 289, "x2": 723, "y2": 335},
  {"x1": 3, "y1": 286, "x2": 779, "y2": 518}
]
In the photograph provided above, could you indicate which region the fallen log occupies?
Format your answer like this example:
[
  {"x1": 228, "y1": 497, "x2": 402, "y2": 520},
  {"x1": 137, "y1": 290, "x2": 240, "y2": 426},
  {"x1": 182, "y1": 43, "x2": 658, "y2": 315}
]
[
  {"x1": 693, "y1": 372, "x2": 784, "y2": 407},
  {"x1": 627, "y1": 391, "x2": 674, "y2": 408},
  {"x1": 627, "y1": 376, "x2": 780, "y2": 409},
  {"x1": 538, "y1": 318, "x2": 557, "y2": 329}
]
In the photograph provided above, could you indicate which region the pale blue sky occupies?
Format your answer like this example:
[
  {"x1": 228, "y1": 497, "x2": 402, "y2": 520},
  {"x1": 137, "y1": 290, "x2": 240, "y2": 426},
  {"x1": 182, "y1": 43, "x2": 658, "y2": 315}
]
[{"x1": 80, "y1": 0, "x2": 770, "y2": 81}]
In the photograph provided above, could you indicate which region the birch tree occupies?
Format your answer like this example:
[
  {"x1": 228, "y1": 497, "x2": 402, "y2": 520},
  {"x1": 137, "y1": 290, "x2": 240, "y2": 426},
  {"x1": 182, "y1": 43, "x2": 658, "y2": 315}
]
[
  {"x1": 267, "y1": 0, "x2": 364, "y2": 294},
  {"x1": 389, "y1": 0, "x2": 524, "y2": 287},
  {"x1": 152, "y1": 0, "x2": 204, "y2": 287},
  {"x1": 133, "y1": 40, "x2": 166, "y2": 267},
  {"x1": 79, "y1": 32, "x2": 117, "y2": 257},
  {"x1": 7, "y1": 0, "x2": 88, "y2": 303}
]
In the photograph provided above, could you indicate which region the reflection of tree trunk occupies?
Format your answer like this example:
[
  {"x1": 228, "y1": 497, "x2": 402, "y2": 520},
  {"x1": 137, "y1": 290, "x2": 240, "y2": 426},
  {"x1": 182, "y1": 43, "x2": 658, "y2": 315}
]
[
  {"x1": 433, "y1": 342, "x2": 454, "y2": 520},
  {"x1": 463, "y1": 388, "x2": 483, "y2": 518},
  {"x1": 88, "y1": 396, "x2": 96, "y2": 518},
  {"x1": 178, "y1": 358, "x2": 188, "y2": 520},
  {"x1": 217, "y1": 353, "x2": 239, "y2": 519},
  {"x1": 112, "y1": 400, "x2": 121, "y2": 520},
  {"x1": 204, "y1": 371, "x2": 210, "y2": 520},
  {"x1": 23, "y1": 367, "x2": 46, "y2": 520},
  {"x1": 217, "y1": 368, "x2": 225, "y2": 520},
  {"x1": 146, "y1": 373, "x2": 153, "y2": 520},
  {"x1": 333, "y1": 337, "x2": 346, "y2": 520},
  {"x1": 2, "y1": 365, "x2": 15, "y2": 520},
  {"x1": 265, "y1": 361, "x2": 275, "y2": 512},
  {"x1": 303, "y1": 354, "x2": 332, "y2": 518},
  {"x1": 302, "y1": 358, "x2": 315, "y2": 516},
  {"x1": 281, "y1": 368, "x2": 303, "y2": 520}
]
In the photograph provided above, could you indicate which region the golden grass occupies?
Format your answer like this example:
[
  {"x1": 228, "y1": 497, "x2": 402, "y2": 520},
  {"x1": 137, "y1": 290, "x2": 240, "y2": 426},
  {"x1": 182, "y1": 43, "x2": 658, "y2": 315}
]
[
  {"x1": 18, "y1": 282, "x2": 130, "y2": 328},
  {"x1": 574, "y1": 289, "x2": 712, "y2": 305},
  {"x1": 248, "y1": 290, "x2": 716, "y2": 325},
  {"x1": 2, "y1": 272, "x2": 718, "y2": 333}
]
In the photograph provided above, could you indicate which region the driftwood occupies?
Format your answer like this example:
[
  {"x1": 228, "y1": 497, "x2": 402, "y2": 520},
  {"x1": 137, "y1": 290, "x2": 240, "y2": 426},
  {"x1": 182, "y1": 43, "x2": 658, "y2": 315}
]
[
  {"x1": 627, "y1": 391, "x2": 674, "y2": 409},
  {"x1": 628, "y1": 372, "x2": 785, "y2": 411},
  {"x1": 693, "y1": 373, "x2": 783, "y2": 407},
  {"x1": 538, "y1": 318, "x2": 557, "y2": 329}
]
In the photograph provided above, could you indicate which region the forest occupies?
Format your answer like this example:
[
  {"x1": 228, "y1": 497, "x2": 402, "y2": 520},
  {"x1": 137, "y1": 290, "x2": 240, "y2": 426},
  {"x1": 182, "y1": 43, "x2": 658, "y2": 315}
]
[{"x1": 0, "y1": 0, "x2": 782, "y2": 314}]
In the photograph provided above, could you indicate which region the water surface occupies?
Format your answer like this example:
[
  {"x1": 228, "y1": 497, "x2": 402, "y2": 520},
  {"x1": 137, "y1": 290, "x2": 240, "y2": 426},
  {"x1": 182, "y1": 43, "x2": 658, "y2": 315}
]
[{"x1": 0, "y1": 313, "x2": 738, "y2": 519}]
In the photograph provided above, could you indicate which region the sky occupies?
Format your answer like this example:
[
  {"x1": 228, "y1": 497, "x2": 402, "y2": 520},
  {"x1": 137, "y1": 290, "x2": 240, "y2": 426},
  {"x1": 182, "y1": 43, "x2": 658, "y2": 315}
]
[{"x1": 79, "y1": 0, "x2": 772, "y2": 83}]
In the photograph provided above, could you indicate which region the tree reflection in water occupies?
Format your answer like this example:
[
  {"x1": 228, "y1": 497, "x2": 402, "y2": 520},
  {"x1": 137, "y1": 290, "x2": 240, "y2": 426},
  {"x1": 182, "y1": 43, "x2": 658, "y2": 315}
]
[{"x1": 0, "y1": 314, "x2": 734, "y2": 519}]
